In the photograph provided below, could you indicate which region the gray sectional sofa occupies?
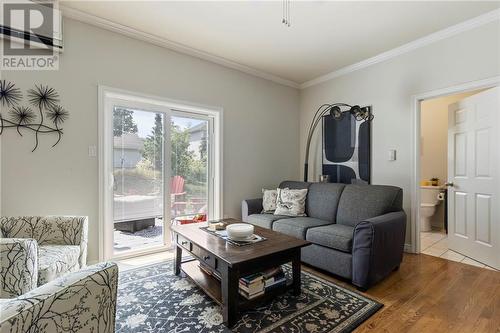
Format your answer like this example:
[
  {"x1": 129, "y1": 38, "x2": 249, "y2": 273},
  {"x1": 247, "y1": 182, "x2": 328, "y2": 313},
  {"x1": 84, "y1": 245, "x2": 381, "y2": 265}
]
[{"x1": 242, "y1": 181, "x2": 406, "y2": 289}]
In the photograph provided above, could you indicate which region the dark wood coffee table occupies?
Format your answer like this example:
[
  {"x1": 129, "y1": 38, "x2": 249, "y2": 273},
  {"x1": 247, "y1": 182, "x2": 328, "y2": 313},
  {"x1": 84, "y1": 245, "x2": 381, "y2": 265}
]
[{"x1": 171, "y1": 218, "x2": 311, "y2": 327}]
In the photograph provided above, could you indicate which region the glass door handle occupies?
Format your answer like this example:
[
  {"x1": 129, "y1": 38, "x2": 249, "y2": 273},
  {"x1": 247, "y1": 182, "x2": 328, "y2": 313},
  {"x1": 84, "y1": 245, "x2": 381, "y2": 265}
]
[
  {"x1": 109, "y1": 173, "x2": 115, "y2": 190},
  {"x1": 444, "y1": 182, "x2": 454, "y2": 187}
]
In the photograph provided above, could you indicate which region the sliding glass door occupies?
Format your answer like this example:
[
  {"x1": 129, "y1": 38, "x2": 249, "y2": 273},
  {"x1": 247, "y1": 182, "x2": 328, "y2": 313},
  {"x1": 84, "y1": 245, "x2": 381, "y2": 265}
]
[
  {"x1": 101, "y1": 88, "x2": 221, "y2": 260},
  {"x1": 170, "y1": 113, "x2": 211, "y2": 220},
  {"x1": 113, "y1": 108, "x2": 166, "y2": 255}
]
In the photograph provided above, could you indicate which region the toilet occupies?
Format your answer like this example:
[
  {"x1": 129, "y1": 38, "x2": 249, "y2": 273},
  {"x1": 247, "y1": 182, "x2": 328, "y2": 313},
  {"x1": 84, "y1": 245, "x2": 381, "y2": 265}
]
[{"x1": 420, "y1": 186, "x2": 443, "y2": 232}]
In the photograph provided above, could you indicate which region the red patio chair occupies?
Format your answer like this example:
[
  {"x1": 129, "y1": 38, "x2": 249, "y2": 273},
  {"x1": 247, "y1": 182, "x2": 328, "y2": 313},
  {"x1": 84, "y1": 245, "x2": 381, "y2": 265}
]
[{"x1": 171, "y1": 176, "x2": 187, "y2": 217}]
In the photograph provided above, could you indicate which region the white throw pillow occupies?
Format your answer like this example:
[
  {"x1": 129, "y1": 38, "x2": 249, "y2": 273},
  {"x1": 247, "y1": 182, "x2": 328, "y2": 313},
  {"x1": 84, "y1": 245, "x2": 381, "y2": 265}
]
[
  {"x1": 262, "y1": 189, "x2": 278, "y2": 213},
  {"x1": 274, "y1": 188, "x2": 308, "y2": 217}
]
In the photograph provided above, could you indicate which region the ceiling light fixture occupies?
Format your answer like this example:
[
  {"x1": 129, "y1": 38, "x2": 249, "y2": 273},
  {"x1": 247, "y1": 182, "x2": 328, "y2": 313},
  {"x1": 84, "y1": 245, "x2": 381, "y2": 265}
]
[{"x1": 282, "y1": 0, "x2": 290, "y2": 27}]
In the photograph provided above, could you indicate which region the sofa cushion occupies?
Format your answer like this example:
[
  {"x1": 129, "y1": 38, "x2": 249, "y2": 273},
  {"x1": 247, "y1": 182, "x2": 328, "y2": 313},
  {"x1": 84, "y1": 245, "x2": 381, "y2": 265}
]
[
  {"x1": 272, "y1": 217, "x2": 332, "y2": 239},
  {"x1": 262, "y1": 189, "x2": 278, "y2": 213},
  {"x1": 306, "y1": 224, "x2": 354, "y2": 253},
  {"x1": 278, "y1": 181, "x2": 311, "y2": 215},
  {"x1": 278, "y1": 181, "x2": 311, "y2": 190},
  {"x1": 274, "y1": 188, "x2": 308, "y2": 217},
  {"x1": 336, "y1": 185, "x2": 403, "y2": 227},
  {"x1": 38, "y1": 245, "x2": 80, "y2": 285},
  {"x1": 246, "y1": 214, "x2": 291, "y2": 229},
  {"x1": 306, "y1": 183, "x2": 345, "y2": 221}
]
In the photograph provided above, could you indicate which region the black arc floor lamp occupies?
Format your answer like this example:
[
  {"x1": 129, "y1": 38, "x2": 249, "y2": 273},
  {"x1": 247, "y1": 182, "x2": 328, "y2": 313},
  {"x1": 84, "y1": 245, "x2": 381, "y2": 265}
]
[{"x1": 303, "y1": 103, "x2": 373, "y2": 182}]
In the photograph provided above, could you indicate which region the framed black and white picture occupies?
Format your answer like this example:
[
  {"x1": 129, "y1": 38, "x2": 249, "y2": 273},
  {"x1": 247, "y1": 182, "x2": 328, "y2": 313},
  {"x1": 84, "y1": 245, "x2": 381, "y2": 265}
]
[{"x1": 322, "y1": 111, "x2": 371, "y2": 184}]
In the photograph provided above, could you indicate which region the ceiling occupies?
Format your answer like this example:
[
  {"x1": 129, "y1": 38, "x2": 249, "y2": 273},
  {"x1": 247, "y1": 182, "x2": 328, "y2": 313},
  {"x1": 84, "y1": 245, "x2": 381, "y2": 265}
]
[{"x1": 61, "y1": 1, "x2": 500, "y2": 85}]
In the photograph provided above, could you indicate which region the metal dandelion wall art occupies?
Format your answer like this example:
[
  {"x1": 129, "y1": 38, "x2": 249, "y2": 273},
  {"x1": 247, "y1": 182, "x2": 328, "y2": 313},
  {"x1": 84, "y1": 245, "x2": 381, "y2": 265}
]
[
  {"x1": 46, "y1": 105, "x2": 69, "y2": 146},
  {"x1": 27, "y1": 84, "x2": 60, "y2": 109},
  {"x1": 0, "y1": 80, "x2": 22, "y2": 107},
  {"x1": 9, "y1": 106, "x2": 36, "y2": 135},
  {"x1": 0, "y1": 81, "x2": 69, "y2": 151},
  {"x1": 46, "y1": 105, "x2": 69, "y2": 126}
]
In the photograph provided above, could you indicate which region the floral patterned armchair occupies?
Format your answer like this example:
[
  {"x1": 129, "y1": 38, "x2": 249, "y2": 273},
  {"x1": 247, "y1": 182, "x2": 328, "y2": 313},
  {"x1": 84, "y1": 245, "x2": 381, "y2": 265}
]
[
  {"x1": 0, "y1": 216, "x2": 88, "y2": 298},
  {"x1": 0, "y1": 262, "x2": 118, "y2": 333}
]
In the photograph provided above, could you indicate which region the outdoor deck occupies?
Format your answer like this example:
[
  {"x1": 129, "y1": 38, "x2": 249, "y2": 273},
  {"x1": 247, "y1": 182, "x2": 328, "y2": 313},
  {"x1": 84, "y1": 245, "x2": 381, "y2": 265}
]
[{"x1": 114, "y1": 218, "x2": 164, "y2": 254}]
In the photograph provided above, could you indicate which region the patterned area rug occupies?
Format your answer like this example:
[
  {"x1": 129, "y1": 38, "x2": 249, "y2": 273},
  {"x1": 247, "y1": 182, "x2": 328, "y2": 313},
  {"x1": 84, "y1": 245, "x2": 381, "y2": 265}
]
[{"x1": 116, "y1": 259, "x2": 382, "y2": 332}]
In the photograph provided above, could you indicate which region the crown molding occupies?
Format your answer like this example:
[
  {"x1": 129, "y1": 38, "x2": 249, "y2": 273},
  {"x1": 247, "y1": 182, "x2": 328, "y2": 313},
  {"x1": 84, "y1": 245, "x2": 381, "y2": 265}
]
[
  {"x1": 60, "y1": 6, "x2": 500, "y2": 91},
  {"x1": 300, "y1": 8, "x2": 500, "y2": 89},
  {"x1": 60, "y1": 6, "x2": 300, "y2": 89}
]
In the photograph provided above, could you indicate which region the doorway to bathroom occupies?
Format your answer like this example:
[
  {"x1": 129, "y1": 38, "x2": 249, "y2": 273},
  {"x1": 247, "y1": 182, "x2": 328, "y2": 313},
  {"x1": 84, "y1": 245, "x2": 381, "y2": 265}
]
[{"x1": 416, "y1": 84, "x2": 499, "y2": 270}]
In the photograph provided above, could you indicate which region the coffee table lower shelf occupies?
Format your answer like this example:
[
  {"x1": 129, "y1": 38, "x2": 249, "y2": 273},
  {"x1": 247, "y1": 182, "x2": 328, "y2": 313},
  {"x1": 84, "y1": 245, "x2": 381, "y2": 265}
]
[{"x1": 180, "y1": 260, "x2": 293, "y2": 310}]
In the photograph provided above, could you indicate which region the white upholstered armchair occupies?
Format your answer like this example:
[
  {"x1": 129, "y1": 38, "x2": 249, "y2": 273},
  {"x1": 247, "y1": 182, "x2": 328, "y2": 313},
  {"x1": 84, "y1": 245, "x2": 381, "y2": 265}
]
[
  {"x1": 0, "y1": 216, "x2": 88, "y2": 298},
  {"x1": 0, "y1": 262, "x2": 118, "y2": 333}
]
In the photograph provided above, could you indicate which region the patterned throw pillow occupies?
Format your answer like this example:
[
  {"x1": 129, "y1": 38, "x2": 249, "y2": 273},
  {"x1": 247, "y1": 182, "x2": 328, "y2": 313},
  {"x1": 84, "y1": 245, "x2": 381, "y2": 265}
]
[
  {"x1": 274, "y1": 188, "x2": 308, "y2": 217},
  {"x1": 262, "y1": 189, "x2": 278, "y2": 213}
]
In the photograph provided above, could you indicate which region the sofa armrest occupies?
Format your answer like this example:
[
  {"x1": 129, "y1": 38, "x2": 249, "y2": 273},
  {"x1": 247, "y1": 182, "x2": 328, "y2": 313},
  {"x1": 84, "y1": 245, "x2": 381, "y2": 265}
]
[
  {"x1": 352, "y1": 211, "x2": 406, "y2": 289},
  {"x1": 241, "y1": 198, "x2": 263, "y2": 222},
  {"x1": 0, "y1": 262, "x2": 118, "y2": 333},
  {"x1": 0, "y1": 238, "x2": 38, "y2": 298},
  {"x1": 51, "y1": 216, "x2": 88, "y2": 268}
]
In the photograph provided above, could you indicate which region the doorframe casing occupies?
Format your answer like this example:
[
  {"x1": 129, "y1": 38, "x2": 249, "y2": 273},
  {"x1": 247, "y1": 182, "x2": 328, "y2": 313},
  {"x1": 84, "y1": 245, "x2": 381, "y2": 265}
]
[
  {"x1": 98, "y1": 85, "x2": 223, "y2": 261},
  {"x1": 410, "y1": 76, "x2": 500, "y2": 254}
]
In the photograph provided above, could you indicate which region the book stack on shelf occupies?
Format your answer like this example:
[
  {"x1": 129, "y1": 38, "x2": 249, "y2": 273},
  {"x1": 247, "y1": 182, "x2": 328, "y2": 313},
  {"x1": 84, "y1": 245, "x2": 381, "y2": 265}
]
[
  {"x1": 198, "y1": 262, "x2": 221, "y2": 280},
  {"x1": 239, "y1": 273, "x2": 264, "y2": 299},
  {"x1": 239, "y1": 266, "x2": 286, "y2": 300},
  {"x1": 263, "y1": 267, "x2": 286, "y2": 291}
]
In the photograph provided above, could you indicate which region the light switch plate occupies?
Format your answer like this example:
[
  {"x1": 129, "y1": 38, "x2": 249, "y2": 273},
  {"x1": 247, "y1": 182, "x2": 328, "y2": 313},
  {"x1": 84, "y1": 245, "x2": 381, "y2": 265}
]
[
  {"x1": 88, "y1": 145, "x2": 97, "y2": 157},
  {"x1": 388, "y1": 149, "x2": 397, "y2": 161}
]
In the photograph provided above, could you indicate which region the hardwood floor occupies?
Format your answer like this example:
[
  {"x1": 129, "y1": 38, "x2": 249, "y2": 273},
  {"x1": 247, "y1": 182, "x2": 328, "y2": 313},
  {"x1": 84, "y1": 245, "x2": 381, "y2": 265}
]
[
  {"x1": 118, "y1": 251, "x2": 499, "y2": 332},
  {"x1": 303, "y1": 254, "x2": 500, "y2": 333}
]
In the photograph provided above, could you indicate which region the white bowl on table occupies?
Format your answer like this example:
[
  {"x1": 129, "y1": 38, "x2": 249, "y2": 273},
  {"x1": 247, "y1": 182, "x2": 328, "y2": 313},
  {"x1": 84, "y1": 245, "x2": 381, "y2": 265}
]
[{"x1": 226, "y1": 223, "x2": 254, "y2": 240}]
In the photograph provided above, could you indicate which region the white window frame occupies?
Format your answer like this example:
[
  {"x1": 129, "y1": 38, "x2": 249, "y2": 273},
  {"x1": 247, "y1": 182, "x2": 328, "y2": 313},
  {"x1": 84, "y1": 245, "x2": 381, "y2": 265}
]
[{"x1": 98, "y1": 86, "x2": 223, "y2": 261}]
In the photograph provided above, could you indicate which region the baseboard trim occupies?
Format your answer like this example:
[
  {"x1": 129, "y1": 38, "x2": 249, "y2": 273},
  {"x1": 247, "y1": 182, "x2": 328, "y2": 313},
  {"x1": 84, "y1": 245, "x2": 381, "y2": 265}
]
[{"x1": 404, "y1": 243, "x2": 413, "y2": 254}]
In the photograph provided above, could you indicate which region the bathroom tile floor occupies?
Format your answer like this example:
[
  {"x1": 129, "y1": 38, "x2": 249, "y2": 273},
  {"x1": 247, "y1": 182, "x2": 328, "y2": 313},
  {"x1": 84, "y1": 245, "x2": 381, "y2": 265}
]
[{"x1": 420, "y1": 231, "x2": 498, "y2": 270}]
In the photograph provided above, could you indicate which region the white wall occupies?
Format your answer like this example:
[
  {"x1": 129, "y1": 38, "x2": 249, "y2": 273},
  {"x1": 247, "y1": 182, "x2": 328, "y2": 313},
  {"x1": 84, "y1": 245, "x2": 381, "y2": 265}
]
[
  {"x1": 1, "y1": 18, "x2": 300, "y2": 262},
  {"x1": 299, "y1": 21, "x2": 500, "y2": 245}
]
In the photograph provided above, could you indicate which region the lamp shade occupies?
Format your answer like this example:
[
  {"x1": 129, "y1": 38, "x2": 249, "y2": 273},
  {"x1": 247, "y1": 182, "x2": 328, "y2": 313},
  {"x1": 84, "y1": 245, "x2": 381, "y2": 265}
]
[{"x1": 330, "y1": 105, "x2": 343, "y2": 119}]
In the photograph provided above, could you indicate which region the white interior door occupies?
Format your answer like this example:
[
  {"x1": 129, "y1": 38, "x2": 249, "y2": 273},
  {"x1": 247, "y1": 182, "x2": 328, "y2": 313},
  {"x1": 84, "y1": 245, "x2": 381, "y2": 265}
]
[{"x1": 448, "y1": 87, "x2": 500, "y2": 269}]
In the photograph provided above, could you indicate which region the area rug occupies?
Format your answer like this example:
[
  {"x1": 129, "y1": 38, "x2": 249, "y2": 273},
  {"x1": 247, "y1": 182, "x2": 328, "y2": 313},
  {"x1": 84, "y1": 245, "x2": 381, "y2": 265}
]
[{"x1": 116, "y1": 259, "x2": 382, "y2": 332}]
